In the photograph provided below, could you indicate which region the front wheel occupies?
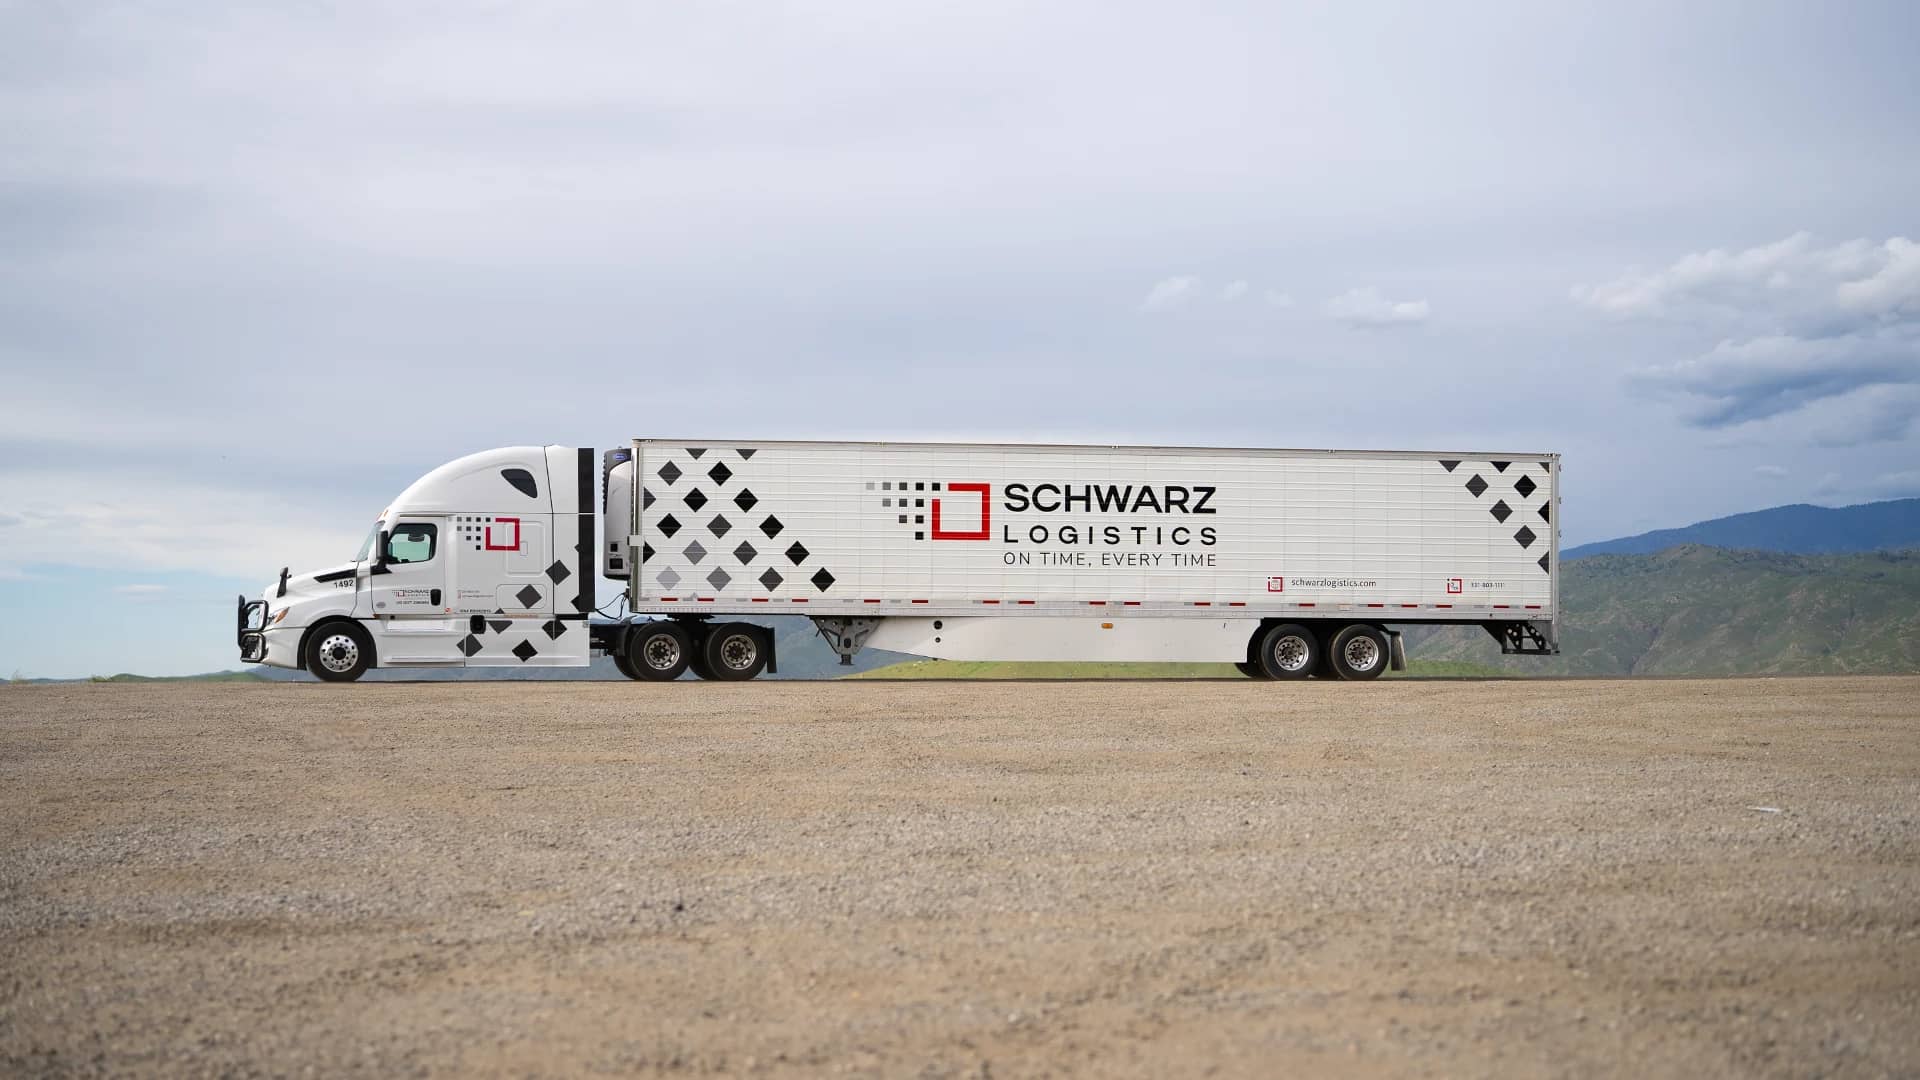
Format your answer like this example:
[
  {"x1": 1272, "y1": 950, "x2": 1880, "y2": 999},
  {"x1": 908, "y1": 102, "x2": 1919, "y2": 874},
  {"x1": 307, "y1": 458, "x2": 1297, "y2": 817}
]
[
  {"x1": 701, "y1": 623, "x2": 767, "y2": 681},
  {"x1": 1328, "y1": 624, "x2": 1390, "y2": 681},
  {"x1": 306, "y1": 622, "x2": 372, "y2": 682}
]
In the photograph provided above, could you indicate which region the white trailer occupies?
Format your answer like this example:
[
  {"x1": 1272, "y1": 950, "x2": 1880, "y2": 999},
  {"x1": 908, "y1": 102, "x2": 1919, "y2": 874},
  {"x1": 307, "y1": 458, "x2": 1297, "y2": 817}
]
[{"x1": 239, "y1": 439, "x2": 1559, "y2": 682}]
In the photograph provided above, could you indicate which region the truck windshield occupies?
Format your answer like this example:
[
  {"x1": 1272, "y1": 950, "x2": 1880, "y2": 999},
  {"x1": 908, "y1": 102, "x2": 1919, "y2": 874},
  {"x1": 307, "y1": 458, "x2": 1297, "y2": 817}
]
[{"x1": 353, "y1": 524, "x2": 381, "y2": 563}]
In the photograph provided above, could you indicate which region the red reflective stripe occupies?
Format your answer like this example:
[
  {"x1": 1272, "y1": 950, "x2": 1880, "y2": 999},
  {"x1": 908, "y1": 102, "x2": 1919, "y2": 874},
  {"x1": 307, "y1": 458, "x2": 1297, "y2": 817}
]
[
  {"x1": 660, "y1": 597, "x2": 678, "y2": 602},
  {"x1": 863, "y1": 599, "x2": 881, "y2": 604},
  {"x1": 751, "y1": 597, "x2": 769, "y2": 603},
  {"x1": 1088, "y1": 601, "x2": 1107, "y2": 606},
  {"x1": 1017, "y1": 600, "x2": 1035, "y2": 605},
  {"x1": 1297, "y1": 603, "x2": 1315, "y2": 607},
  {"x1": 1122, "y1": 601, "x2": 1141, "y2": 606},
  {"x1": 1193, "y1": 601, "x2": 1211, "y2": 607},
  {"x1": 1366, "y1": 603, "x2": 1384, "y2": 608},
  {"x1": 791, "y1": 598, "x2": 808, "y2": 603},
  {"x1": 1494, "y1": 604, "x2": 1511, "y2": 609},
  {"x1": 1435, "y1": 604, "x2": 1452, "y2": 609},
  {"x1": 981, "y1": 599, "x2": 1000, "y2": 604},
  {"x1": 697, "y1": 597, "x2": 714, "y2": 602},
  {"x1": 1228, "y1": 602, "x2": 1246, "y2": 607},
  {"x1": 1525, "y1": 604, "x2": 1542, "y2": 609},
  {"x1": 911, "y1": 599, "x2": 929, "y2": 604},
  {"x1": 1401, "y1": 604, "x2": 1419, "y2": 608}
]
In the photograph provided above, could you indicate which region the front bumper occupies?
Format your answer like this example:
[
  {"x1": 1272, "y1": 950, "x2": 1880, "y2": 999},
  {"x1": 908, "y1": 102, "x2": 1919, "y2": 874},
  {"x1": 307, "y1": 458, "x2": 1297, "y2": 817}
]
[{"x1": 237, "y1": 596, "x2": 268, "y2": 662}]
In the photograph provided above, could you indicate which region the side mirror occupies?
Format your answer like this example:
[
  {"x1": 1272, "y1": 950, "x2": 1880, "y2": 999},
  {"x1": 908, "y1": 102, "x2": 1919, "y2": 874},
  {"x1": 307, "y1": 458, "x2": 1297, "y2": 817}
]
[{"x1": 373, "y1": 529, "x2": 390, "y2": 569}]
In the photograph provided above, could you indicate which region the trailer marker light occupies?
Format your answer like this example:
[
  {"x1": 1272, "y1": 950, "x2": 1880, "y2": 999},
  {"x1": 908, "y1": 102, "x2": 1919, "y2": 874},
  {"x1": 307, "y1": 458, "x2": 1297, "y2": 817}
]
[{"x1": 1100, "y1": 622, "x2": 1114, "y2": 629}]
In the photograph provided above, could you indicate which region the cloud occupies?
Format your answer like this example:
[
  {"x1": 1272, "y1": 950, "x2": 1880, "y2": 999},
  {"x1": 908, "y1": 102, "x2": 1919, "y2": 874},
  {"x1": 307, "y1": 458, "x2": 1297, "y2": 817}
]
[
  {"x1": 1141, "y1": 276, "x2": 1200, "y2": 312},
  {"x1": 1264, "y1": 290, "x2": 1294, "y2": 308},
  {"x1": 1220, "y1": 280, "x2": 1248, "y2": 302},
  {"x1": 1324, "y1": 287, "x2": 1429, "y2": 327},
  {"x1": 1753, "y1": 465, "x2": 1788, "y2": 480},
  {"x1": 1589, "y1": 233, "x2": 1920, "y2": 434},
  {"x1": 112, "y1": 584, "x2": 170, "y2": 598}
]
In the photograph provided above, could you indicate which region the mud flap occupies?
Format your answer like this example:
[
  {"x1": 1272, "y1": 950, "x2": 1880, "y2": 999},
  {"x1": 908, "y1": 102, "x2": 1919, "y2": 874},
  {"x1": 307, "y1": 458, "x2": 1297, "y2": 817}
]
[{"x1": 1387, "y1": 630, "x2": 1406, "y2": 672}]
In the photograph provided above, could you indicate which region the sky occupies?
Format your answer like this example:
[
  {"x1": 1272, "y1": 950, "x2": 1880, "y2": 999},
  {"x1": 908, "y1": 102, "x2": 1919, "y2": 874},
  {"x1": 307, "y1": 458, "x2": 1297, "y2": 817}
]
[{"x1": 2, "y1": 1, "x2": 1917, "y2": 677}]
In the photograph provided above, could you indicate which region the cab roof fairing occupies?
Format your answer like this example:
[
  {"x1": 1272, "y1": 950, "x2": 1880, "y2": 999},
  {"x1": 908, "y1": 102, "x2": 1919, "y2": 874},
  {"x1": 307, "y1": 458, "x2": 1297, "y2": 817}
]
[{"x1": 383, "y1": 445, "x2": 563, "y2": 516}]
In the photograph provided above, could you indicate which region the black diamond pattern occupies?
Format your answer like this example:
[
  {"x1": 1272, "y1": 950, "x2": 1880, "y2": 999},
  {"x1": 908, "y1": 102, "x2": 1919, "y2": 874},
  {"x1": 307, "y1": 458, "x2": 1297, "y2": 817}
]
[
  {"x1": 738, "y1": 448, "x2": 757, "y2": 459},
  {"x1": 641, "y1": 542, "x2": 654, "y2": 561},
  {"x1": 1439, "y1": 460, "x2": 1460, "y2": 472},
  {"x1": 786, "y1": 541, "x2": 809, "y2": 564},
  {"x1": 515, "y1": 584, "x2": 542, "y2": 608},
  {"x1": 686, "y1": 448, "x2": 706, "y2": 459},
  {"x1": 733, "y1": 488, "x2": 758, "y2": 512},
  {"x1": 1492, "y1": 461, "x2": 1510, "y2": 473},
  {"x1": 658, "y1": 514, "x2": 681, "y2": 538},
  {"x1": 457, "y1": 634, "x2": 482, "y2": 657},
  {"x1": 642, "y1": 487, "x2": 655, "y2": 509},
  {"x1": 657, "y1": 461, "x2": 681, "y2": 485},
  {"x1": 511, "y1": 639, "x2": 537, "y2": 662},
  {"x1": 1514, "y1": 525, "x2": 1537, "y2": 550},
  {"x1": 1538, "y1": 553, "x2": 1551, "y2": 572},
  {"x1": 1490, "y1": 500, "x2": 1512, "y2": 523},
  {"x1": 1514, "y1": 474, "x2": 1537, "y2": 498},
  {"x1": 707, "y1": 568, "x2": 731, "y2": 591},
  {"x1": 708, "y1": 462, "x2": 732, "y2": 486},
  {"x1": 683, "y1": 540, "x2": 707, "y2": 564},
  {"x1": 684, "y1": 488, "x2": 708, "y2": 512},
  {"x1": 758, "y1": 567, "x2": 783, "y2": 591},
  {"x1": 1537, "y1": 504, "x2": 1550, "y2": 522},
  {"x1": 810, "y1": 567, "x2": 835, "y2": 592},
  {"x1": 760, "y1": 515, "x2": 783, "y2": 539},
  {"x1": 708, "y1": 514, "x2": 731, "y2": 538},
  {"x1": 734, "y1": 540, "x2": 758, "y2": 564},
  {"x1": 488, "y1": 618, "x2": 511, "y2": 634},
  {"x1": 1466, "y1": 474, "x2": 1488, "y2": 497},
  {"x1": 546, "y1": 560, "x2": 571, "y2": 584},
  {"x1": 542, "y1": 618, "x2": 565, "y2": 639}
]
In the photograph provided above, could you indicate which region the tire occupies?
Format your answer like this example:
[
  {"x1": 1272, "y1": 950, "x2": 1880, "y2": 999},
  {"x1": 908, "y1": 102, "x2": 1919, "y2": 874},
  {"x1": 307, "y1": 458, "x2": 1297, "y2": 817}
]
[
  {"x1": 701, "y1": 623, "x2": 767, "y2": 681},
  {"x1": 1234, "y1": 661, "x2": 1270, "y2": 680},
  {"x1": 306, "y1": 621, "x2": 372, "y2": 682},
  {"x1": 1328, "y1": 624, "x2": 1390, "y2": 681},
  {"x1": 626, "y1": 621, "x2": 692, "y2": 681},
  {"x1": 611, "y1": 650, "x2": 644, "y2": 681},
  {"x1": 1256, "y1": 623, "x2": 1321, "y2": 680}
]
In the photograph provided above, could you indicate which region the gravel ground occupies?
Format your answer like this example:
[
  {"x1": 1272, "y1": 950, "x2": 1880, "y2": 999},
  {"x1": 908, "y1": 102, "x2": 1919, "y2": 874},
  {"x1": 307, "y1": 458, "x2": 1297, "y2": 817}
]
[{"x1": 1, "y1": 677, "x2": 1917, "y2": 1078}]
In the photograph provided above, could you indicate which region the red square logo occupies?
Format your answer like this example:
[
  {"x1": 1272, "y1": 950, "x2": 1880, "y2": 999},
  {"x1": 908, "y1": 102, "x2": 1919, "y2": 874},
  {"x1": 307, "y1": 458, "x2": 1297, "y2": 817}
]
[{"x1": 1446, "y1": 577, "x2": 1463, "y2": 594}]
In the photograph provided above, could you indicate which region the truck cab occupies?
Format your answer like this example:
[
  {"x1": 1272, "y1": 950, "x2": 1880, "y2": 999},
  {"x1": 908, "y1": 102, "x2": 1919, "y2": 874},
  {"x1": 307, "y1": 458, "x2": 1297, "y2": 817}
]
[{"x1": 238, "y1": 446, "x2": 597, "y2": 680}]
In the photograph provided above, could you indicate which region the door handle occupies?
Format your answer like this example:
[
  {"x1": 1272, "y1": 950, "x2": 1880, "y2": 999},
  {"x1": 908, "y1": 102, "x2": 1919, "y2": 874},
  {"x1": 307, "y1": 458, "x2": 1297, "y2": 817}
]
[{"x1": 430, "y1": 588, "x2": 442, "y2": 606}]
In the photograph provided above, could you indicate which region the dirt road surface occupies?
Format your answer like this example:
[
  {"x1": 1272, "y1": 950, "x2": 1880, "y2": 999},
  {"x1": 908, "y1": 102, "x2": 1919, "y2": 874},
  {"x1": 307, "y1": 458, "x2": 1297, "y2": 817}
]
[{"x1": 2, "y1": 677, "x2": 1917, "y2": 1077}]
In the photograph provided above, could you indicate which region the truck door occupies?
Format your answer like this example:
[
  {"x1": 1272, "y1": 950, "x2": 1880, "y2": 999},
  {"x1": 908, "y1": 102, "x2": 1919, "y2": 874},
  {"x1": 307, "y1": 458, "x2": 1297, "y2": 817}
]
[{"x1": 368, "y1": 518, "x2": 450, "y2": 622}]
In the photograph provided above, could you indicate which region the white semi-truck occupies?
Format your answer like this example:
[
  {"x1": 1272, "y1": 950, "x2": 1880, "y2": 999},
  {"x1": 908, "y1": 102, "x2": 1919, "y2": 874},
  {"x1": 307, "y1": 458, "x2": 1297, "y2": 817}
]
[{"x1": 239, "y1": 439, "x2": 1559, "y2": 682}]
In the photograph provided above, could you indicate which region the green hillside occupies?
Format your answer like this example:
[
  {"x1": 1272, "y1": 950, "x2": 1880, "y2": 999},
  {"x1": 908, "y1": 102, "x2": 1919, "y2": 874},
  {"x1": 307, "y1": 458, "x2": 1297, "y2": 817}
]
[{"x1": 1406, "y1": 546, "x2": 1920, "y2": 675}]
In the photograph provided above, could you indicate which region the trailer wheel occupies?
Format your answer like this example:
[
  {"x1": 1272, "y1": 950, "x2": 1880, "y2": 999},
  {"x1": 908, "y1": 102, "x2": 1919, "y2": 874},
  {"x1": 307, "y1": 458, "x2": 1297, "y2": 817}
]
[
  {"x1": 306, "y1": 620, "x2": 372, "y2": 682},
  {"x1": 1328, "y1": 624, "x2": 1390, "y2": 681},
  {"x1": 1234, "y1": 661, "x2": 1270, "y2": 680},
  {"x1": 626, "y1": 621, "x2": 692, "y2": 681},
  {"x1": 1256, "y1": 623, "x2": 1320, "y2": 680},
  {"x1": 702, "y1": 623, "x2": 767, "y2": 681}
]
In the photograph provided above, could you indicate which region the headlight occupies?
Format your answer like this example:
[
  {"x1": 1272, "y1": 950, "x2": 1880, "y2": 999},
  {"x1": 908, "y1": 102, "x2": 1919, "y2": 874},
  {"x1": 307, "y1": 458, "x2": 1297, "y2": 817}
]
[{"x1": 271, "y1": 607, "x2": 290, "y2": 625}]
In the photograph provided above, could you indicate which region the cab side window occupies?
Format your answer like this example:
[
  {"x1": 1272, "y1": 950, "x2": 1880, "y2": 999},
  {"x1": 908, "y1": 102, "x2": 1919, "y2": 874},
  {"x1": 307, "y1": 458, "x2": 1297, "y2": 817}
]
[{"x1": 386, "y1": 524, "x2": 438, "y2": 564}]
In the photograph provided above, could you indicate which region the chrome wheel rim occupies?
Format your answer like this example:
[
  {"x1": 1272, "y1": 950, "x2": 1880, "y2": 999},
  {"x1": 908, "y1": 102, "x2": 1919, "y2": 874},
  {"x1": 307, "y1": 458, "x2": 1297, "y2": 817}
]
[
  {"x1": 717, "y1": 633, "x2": 757, "y2": 671},
  {"x1": 317, "y1": 633, "x2": 359, "y2": 673},
  {"x1": 1344, "y1": 635, "x2": 1381, "y2": 672},
  {"x1": 1271, "y1": 634, "x2": 1311, "y2": 672},
  {"x1": 641, "y1": 634, "x2": 682, "y2": 671}
]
